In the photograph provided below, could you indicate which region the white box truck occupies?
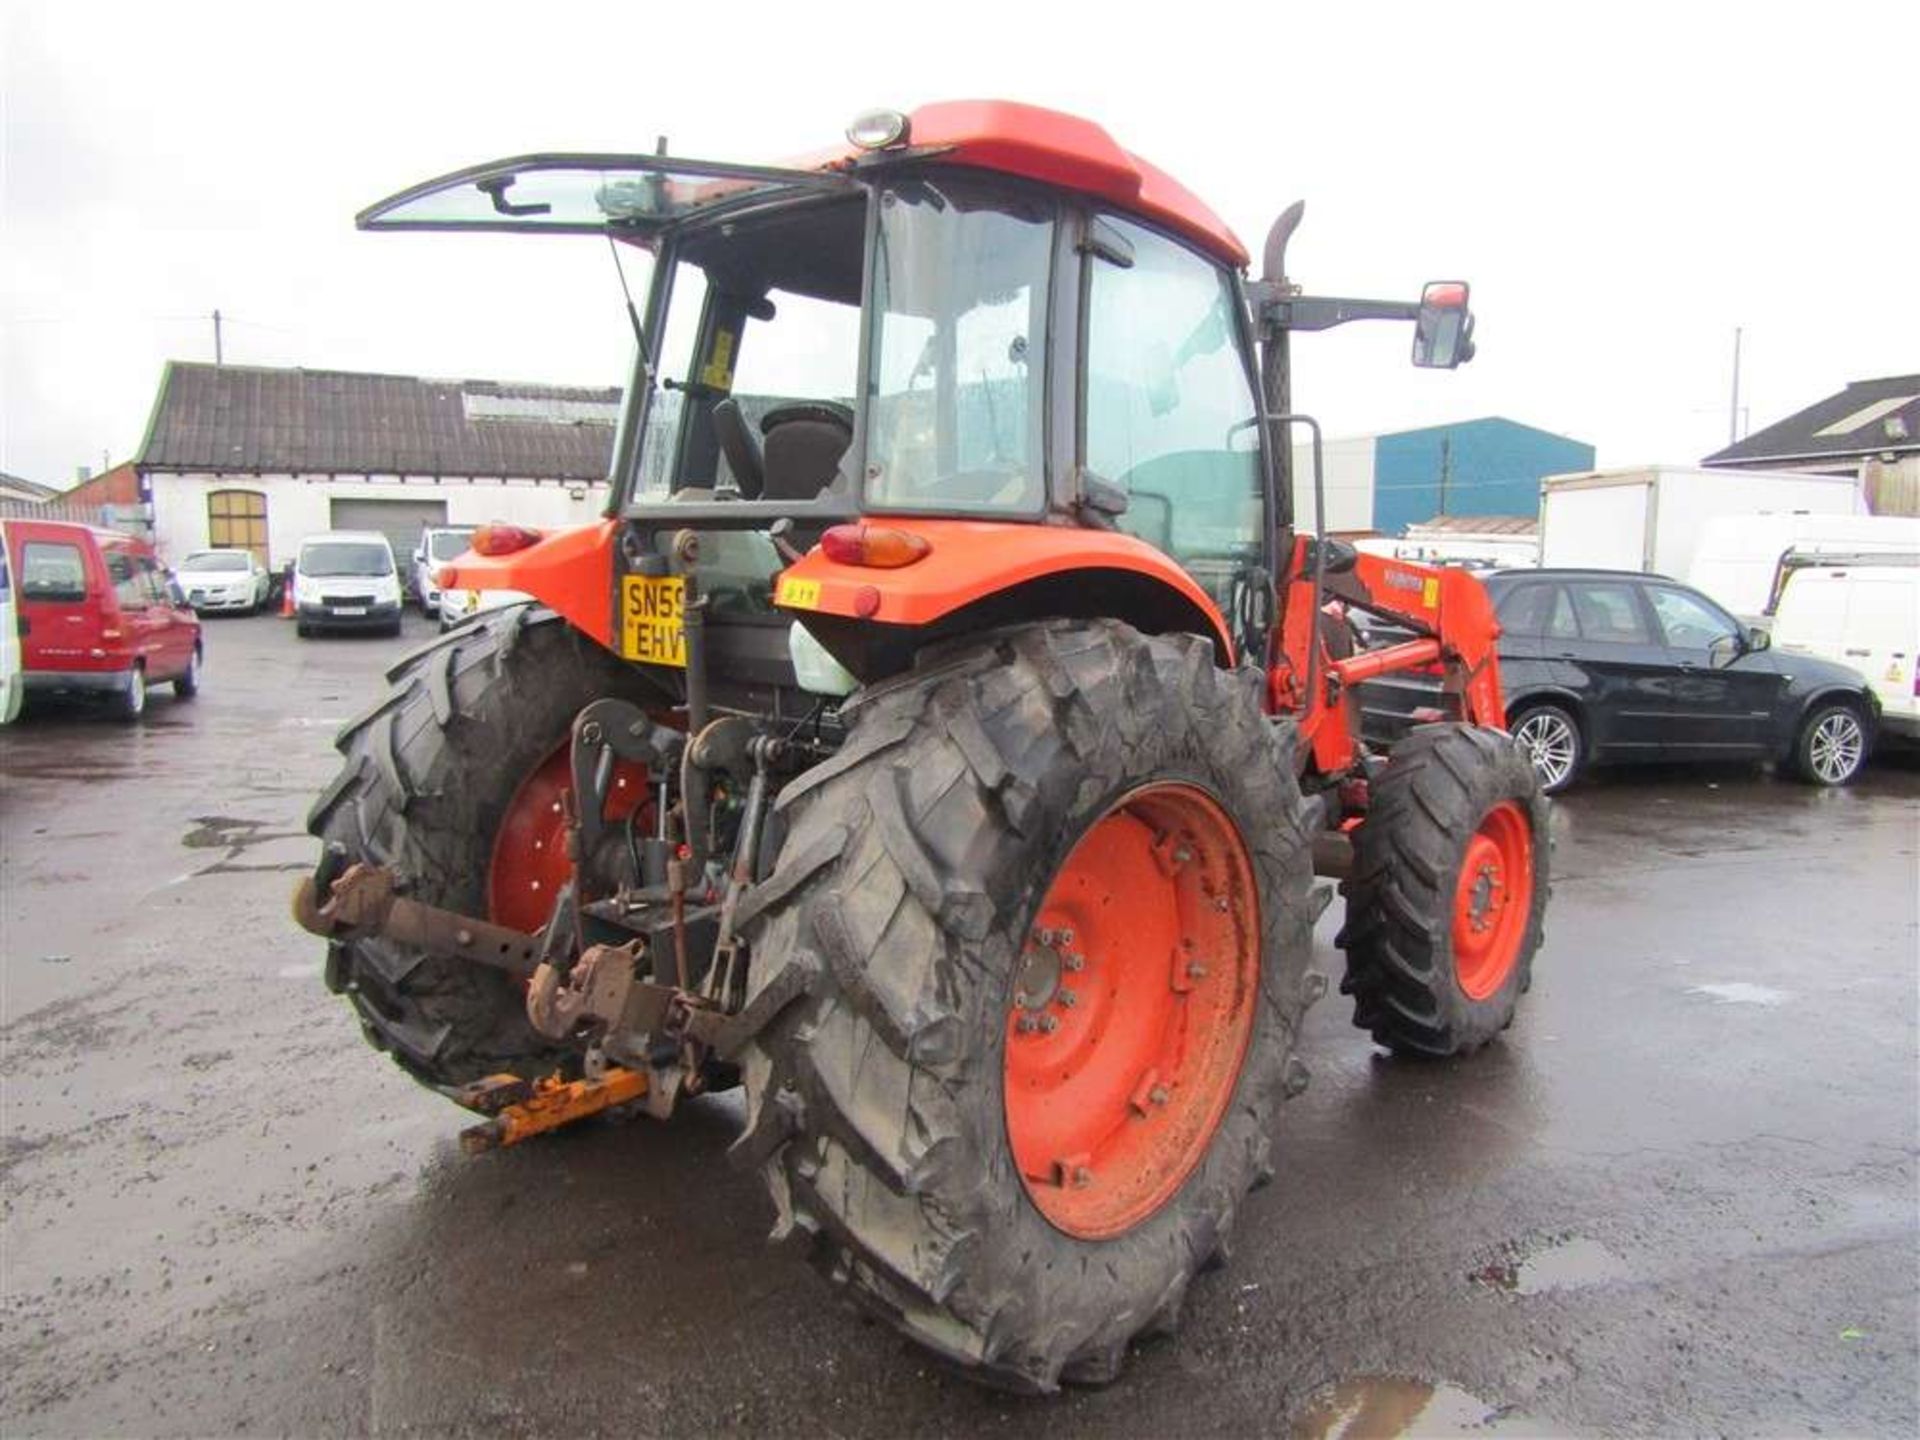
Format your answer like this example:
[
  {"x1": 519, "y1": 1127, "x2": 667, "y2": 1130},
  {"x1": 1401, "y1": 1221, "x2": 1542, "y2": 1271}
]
[{"x1": 1537, "y1": 466, "x2": 1865, "y2": 578}]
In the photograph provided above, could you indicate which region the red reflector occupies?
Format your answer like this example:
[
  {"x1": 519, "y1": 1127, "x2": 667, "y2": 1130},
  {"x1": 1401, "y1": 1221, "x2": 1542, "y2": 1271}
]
[
  {"x1": 820, "y1": 523, "x2": 931, "y2": 568},
  {"x1": 853, "y1": 584, "x2": 882, "y2": 619},
  {"x1": 1424, "y1": 281, "x2": 1468, "y2": 308},
  {"x1": 470, "y1": 523, "x2": 542, "y2": 556}
]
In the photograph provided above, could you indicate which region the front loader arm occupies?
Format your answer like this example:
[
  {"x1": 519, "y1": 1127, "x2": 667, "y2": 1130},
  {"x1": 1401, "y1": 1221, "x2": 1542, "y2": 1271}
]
[{"x1": 1270, "y1": 539, "x2": 1507, "y2": 777}]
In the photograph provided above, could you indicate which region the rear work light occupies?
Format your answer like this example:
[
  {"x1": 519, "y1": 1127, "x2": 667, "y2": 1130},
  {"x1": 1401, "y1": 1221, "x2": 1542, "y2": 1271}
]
[
  {"x1": 819, "y1": 523, "x2": 931, "y2": 568},
  {"x1": 470, "y1": 523, "x2": 543, "y2": 556}
]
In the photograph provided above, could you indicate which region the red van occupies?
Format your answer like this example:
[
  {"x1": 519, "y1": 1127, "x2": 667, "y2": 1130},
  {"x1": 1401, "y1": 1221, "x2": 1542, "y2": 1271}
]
[{"x1": 1, "y1": 519, "x2": 203, "y2": 720}]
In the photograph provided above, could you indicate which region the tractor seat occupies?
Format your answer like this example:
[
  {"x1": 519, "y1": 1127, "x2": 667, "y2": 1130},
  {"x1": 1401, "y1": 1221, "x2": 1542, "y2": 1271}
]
[{"x1": 761, "y1": 402, "x2": 853, "y2": 501}]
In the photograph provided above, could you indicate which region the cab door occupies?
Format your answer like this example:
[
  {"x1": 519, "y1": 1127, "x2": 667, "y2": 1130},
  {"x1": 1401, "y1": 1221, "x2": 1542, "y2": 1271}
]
[
  {"x1": 102, "y1": 545, "x2": 165, "y2": 674},
  {"x1": 1080, "y1": 212, "x2": 1270, "y2": 657},
  {"x1": 138, "y1": 555, "x2": 194, "y2": 679}
]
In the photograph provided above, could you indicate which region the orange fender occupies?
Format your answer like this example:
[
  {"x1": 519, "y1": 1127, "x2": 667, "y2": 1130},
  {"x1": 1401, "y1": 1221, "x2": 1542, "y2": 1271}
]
[
  {"x1": 436, "y1": 520, "x2": 617, "y2": 649},
  {"x1": 774, "y1": 519, "x2": 1235, "y2": 665}
]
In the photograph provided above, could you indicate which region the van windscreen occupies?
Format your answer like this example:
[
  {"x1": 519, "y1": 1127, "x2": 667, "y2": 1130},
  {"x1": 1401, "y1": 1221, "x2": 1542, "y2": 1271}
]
[
  {"x1": 21, "y1": 542, "x2": 87, "y2": 600},
  {"x1": 301, "y1": 543, "x2": 392, "y2": 577}
]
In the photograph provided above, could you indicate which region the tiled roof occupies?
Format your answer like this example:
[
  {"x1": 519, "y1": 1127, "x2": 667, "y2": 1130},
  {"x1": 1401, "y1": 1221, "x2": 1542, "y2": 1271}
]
[
  {"x1": 1703, "y1": 373, "x2": 1920, "y2": 468},
  {"x1": 136, "y1": 362, "x2": 619, "y2": 481},
  {"x1": 0, "y1": 471, "x2": 63, "y2": 502}
]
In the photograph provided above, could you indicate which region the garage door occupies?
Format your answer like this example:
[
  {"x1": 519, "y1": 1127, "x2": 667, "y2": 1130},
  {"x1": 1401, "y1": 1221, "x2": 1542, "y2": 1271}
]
[{"x1": 327, "y1": 498, "x2": 449, "y2": 577}]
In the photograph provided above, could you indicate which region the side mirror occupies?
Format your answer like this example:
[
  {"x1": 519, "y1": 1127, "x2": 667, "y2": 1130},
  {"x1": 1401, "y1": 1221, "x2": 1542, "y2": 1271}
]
[
  {"x1": 1745, "y1": 625, "x2": 1771, "y2": 653},
  {"x1": 1412, "y1": 281, "x2": 1475, "y2": 369},
  {"x1": 167, "y1": 578, "x2": 188, "y2": 606}
]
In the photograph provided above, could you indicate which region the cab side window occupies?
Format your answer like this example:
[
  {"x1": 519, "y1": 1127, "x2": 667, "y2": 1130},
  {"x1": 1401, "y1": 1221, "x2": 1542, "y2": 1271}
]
[
  {"x1": 106, "y1": 551, "x2": 147, "y2": 609},
  {"x1": 1084, "y1": 216, "x2": 1264, "y2": 614}
]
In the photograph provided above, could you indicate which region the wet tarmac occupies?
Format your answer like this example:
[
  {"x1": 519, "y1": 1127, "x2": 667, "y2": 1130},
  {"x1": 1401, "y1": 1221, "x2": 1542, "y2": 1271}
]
[{"x1": 3, "y1": 610, "x2": 1916, "y2": 1436}]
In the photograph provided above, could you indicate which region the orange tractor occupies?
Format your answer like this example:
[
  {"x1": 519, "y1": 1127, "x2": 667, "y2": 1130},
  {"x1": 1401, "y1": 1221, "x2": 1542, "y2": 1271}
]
[{"x1": 296, "y1": 102, "x2": 1547, "y2": 1390}]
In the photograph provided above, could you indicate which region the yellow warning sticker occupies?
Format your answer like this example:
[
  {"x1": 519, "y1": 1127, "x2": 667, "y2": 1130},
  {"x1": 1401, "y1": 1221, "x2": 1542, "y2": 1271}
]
[
  {"x1": 776, "y1": 576, "x2": 822, "y2": 610},
  {"x1": 1422, "y1": 577, "x2": 1441, "y2": 608},
  {"x1": 699, "y1": 329, "x2": 736, "y2": 391}
]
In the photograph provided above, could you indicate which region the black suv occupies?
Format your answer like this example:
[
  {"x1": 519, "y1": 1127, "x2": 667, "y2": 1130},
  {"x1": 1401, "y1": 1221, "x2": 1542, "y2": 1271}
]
[{"x1": 1359, "y1": 568, "x2": 1880, "y2": 792}]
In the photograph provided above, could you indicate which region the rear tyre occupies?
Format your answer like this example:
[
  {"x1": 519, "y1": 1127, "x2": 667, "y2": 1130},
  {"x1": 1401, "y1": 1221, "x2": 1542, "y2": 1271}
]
[
  {"x1": 174, "y1": 646, "x2": 202, "y2": 699},
  {"x1": 1508, "y1": 701, "x2": 1582, "y2": 795},
  {"x1": 1794, "y1": 700, "x2": 1868, "y2": 786},
  {"x1": 1338, "y1": 723, "x2": 1548, "y2": 1057},
  {"x1": 735, "y1": 620, "x2": 1315, "y2": 1391},
  {"x1": 114, "y1": 665, "x2": 146, "y2": 723},
  {"x1": 307, "y1": 605, "x2": 665, "y2": 1088}
]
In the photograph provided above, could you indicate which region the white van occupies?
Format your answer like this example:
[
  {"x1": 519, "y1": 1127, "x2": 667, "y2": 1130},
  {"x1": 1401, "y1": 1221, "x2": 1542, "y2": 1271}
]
[
  {"x1": 1688, "y1": 513, "x2": 1920, "y2": 620},
  {"x1": 292, "y1": 531, "x2": 404, "y2": 637},
  {"x1": 1771, "y1": 558, "x2": 1920, "y2": 741},
  {"x1": 411, "y1": 525, "x2": 476, "y2": 611},
  {"x1": 0, "y1": 522, "x2": 22, "y2": 724}
]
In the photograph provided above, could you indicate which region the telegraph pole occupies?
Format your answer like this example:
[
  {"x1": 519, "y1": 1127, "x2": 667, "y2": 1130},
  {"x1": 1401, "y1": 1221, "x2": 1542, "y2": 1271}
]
[{"x1": 213, "y1": 309, "x2": 224, "y2": 366}]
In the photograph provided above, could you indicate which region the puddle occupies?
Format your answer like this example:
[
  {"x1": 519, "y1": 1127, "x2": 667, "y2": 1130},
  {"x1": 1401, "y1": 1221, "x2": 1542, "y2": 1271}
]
[
  {"x1": 1292, "y1": 1376, "x2": 1540, "y2": 1438},
  {"x1": 183, "y1": 816, "x2": 297, "y2": 851},
  {"x1": 1687, "y1": 982, "x2": 1789, "y2": 1007},
  {"x1": 1473, "y1": 1234, "x2": 1631, "y2": 1295}
]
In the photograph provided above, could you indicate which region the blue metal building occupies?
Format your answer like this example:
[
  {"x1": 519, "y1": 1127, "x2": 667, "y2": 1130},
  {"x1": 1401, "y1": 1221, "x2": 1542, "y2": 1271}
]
[{"x1": 1371, "y1": 417, "x2": 1593, "y2": 535}]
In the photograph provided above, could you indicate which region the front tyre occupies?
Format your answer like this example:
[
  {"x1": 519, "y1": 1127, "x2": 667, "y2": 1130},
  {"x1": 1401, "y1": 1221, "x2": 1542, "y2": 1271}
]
[
  {"x1": 1794, "y1": 700, "x2": 1868, "y2": 786},
  {"x1": 735, "y1": 620, "x2": 1315, "y2": 1391},
  {"x1": 1338, "y1": 723, "x2": 1549, "y2": 1057}
]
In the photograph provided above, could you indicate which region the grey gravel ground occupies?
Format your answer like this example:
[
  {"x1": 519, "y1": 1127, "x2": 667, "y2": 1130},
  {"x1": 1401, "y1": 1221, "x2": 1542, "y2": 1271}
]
[{"x1": 3, "y1": 609, "x2": 1916, "y2": 1437}]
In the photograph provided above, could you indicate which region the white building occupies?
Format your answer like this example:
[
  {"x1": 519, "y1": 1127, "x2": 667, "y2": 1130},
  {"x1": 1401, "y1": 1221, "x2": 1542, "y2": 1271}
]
[{"x1": 134, "y1": 362, "x2": 619, "y2": 570}]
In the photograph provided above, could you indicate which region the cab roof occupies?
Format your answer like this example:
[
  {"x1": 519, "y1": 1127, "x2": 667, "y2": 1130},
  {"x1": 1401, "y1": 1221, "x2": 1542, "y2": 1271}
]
[{"x1": 830, "y1": 102, "x2": 1249, "y2": 269}]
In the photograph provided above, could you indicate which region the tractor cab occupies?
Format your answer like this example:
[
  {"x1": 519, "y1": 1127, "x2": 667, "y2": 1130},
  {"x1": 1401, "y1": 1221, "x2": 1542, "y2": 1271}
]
[{"x1": 363, "y1": 106, "x2": 1291, "y2": 685}]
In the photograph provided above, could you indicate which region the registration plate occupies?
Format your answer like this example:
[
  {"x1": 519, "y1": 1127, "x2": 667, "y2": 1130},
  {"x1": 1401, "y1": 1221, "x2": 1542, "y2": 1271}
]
[
  {"x1": 621, "y1": 574, "x2": 687, "y2": 667},
  {"x1": 334, "y1": 606, "x2": 367, "y2": 617}
]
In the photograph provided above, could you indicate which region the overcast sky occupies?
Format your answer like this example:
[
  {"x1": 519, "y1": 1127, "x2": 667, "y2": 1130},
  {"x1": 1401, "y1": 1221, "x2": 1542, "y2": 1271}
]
[{"x1": 4, "y1": 0, "x2": 1915, "y2": 490}]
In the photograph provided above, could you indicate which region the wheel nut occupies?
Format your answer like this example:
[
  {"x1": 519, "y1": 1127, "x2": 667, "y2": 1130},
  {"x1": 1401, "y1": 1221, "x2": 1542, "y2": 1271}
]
[
  {"x1": 1015, "y1": 1015, "x2": 1039, "y2": 1035},
  {"x1": 1040, "y1": 1014, "x2": 1060, "y2": 1034},
  {"x1": 1063, "y1": 952, "x2": 1085, "y2": 973},
  {"x1": 1058, "y1": 928, "x2": 1074, "y2": 946},
  {"x1": 1057, "y1": 988, "x2": 1077, "y2": 1008}
]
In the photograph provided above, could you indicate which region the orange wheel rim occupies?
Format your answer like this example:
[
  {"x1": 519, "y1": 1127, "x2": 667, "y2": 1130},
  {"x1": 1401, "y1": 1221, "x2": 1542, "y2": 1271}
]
[
  {"x1": 487, "y1": 744, "x2": 652, "y2": 932},
  {"x1": 1451, "y1": 801, "x2": 1533, "y2": 1000},
  {"x1": 1004, "y1": 783, "x2": 1260, "y2": 1240}
]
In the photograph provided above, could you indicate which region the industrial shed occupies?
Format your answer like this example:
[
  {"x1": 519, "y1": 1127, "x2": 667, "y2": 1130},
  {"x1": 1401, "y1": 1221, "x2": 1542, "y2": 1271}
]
[{"x1": 133, "y1": 362, "x2": 620, "y2": 568}]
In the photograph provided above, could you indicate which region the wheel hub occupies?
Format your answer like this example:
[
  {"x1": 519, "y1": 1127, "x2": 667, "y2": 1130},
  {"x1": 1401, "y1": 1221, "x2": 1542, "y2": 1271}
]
[
  {"x1": 1004, "y1": 784, "x2": 1259, "y2": 1240},
  {"x1": 1450, "y1": 802, "x2": 1533, "y2": 1000}
]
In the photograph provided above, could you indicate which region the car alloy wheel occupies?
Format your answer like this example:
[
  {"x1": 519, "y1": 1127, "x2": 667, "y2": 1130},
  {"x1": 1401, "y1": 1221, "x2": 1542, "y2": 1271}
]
[
  {"x1": 1806, "y1": 708, "x2": 1865, "y2": 785},
  {"x1": 1512, "y1": 709, "x2": 1578, "y2": 792}
]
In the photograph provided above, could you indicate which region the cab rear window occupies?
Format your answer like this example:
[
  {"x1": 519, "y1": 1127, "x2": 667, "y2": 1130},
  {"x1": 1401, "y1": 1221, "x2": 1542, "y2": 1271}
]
[{"x1": 20, "y1": 542, "x2": 86, "y2": 601}]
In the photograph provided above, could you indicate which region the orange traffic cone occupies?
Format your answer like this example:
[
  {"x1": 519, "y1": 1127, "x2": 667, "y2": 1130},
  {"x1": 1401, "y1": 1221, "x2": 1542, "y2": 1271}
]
[{"x1": 280, "y1": 580, "x2": 296, "y2": 619}]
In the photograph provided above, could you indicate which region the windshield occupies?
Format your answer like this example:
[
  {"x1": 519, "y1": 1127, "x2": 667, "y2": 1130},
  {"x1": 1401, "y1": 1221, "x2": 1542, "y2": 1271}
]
[
  {"x1": 865, "y1": 180, "x2": 1052, "y2": 515},
  {"x1": 180, "y1": 551, "x2": 250, "y2": 573},
  {"x1": 427, "y1": 530, "x2": 475, "y2": 561},
  {"x1": 301, "y1": 543, "x2": 392, "y2": 578}
]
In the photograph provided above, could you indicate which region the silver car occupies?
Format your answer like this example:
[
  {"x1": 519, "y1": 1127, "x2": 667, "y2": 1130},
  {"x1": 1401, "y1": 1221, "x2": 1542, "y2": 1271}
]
[{"x1": 177, "y1": 549, "x2": 271, "y2": 614}]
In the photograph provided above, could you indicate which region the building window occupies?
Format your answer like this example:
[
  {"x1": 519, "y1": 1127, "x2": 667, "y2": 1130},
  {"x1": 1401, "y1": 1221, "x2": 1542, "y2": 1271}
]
[{"x1": 208, "y1": 490, "x2": 268, "y2": 563}]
